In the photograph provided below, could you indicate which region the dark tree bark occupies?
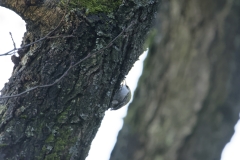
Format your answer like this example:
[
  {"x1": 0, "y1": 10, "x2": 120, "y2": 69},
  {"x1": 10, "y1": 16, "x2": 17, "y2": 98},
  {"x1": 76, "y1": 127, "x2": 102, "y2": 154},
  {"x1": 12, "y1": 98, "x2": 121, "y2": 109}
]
[
  {"x1": 111, "y1": 0, "x2": 240, "y2": 160},
  {"x1": 0, "y1": 0, "x2": 158, "y2": 159}
]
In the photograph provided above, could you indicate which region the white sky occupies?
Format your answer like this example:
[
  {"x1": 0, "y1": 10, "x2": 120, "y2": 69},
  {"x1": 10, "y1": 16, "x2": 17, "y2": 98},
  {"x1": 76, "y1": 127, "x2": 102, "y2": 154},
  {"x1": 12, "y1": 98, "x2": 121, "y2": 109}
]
[{"x1": 0, "y1": 6, "x2": 240, "y2": 160}]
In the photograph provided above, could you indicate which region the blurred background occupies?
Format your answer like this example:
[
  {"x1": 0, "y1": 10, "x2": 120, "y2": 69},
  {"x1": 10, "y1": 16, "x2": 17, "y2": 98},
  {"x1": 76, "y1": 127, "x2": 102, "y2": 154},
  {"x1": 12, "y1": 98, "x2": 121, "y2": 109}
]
[{"x1": 1, "y1": 1, "x2": 240, "y2": 159}]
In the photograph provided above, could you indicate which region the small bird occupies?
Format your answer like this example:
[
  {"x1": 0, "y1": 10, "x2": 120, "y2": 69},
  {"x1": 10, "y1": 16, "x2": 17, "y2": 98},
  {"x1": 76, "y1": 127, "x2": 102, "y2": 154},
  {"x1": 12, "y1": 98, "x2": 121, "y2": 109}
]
[{"x1": 110, "y1": 83, "x2": 131, "y2": 110}]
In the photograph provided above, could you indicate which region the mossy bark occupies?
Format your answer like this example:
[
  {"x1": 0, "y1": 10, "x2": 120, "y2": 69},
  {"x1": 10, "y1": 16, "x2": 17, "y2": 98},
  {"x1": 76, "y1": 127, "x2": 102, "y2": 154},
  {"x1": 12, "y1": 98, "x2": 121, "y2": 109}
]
[
  {"x1": 111, "y1": 0, "x2": 240, "y2": 160},
  {"x1": 0, "y1": 0, "x2": 158, "y2": 159}
]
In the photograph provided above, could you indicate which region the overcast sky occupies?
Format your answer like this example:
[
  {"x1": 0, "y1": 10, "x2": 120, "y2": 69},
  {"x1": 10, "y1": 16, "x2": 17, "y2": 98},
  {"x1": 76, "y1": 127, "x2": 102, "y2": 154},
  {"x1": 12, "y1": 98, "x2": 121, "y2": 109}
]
[{"x1": 0, "y1": 6, "x2": 240, "y2": 160}]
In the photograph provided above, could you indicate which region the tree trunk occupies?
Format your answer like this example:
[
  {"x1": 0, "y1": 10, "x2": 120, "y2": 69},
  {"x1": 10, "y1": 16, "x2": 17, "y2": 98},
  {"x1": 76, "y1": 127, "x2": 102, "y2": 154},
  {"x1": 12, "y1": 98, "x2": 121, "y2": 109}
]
[
  {"x1": 0, "y1": 0, "x2": 158, "y2": 159},
  {"x1": 111, "y1": 0, "x2": 240, "y2": 160}
]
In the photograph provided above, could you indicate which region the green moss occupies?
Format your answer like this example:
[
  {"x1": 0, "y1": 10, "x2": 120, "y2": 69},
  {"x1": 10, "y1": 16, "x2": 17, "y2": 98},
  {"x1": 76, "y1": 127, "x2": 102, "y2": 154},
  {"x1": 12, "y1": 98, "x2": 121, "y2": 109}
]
[
  {"x1": 60, "y1": 0, "x2": 122, "y2": 14},
  {"x1": 57, "y1": 108, "x2": 69, "y2": 123},
  {"x1": 41, "y1": 146, "x2": 47, "y2": 152},
  {"x1": 0, "y1": 105, "x2": 6, "y2": 115},
  {"x1": 45, "y1": 153, "x2": 58, "y2": 160},
  {"x1": 43, "y1": 126, "x2": 76, "y2": 159},
  {"x1": 54, "y1": 126, "x2": 75, "y2": 152},
  {"x1": 0, "y1": 144, "x2": 8, "y2": 147},
  {"x1": 46, "y1": 134, "x2": 55, "y2": 143},
  {"x1": 20, "y1": 115, "x2": 28, "y2": 119}
]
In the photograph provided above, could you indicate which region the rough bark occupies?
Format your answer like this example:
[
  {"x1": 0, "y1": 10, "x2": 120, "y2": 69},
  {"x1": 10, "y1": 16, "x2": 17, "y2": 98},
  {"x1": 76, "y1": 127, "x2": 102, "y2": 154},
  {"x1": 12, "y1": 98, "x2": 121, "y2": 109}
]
[
  {"x1": 111, "y1": 0, "x2": 240, "y2": 160},
  {"x1": 0, "y1": 0, "x2": 158, "y2": 159}
]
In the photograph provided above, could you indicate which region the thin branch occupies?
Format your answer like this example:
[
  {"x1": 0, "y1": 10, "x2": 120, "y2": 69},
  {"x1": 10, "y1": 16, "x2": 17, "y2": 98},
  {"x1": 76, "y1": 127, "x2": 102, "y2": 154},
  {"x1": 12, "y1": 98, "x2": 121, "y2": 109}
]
[
  {"x1": 0, "y1": 13, "x2": 66, "y2": 57},
  {"x1": 48, "y1": 35, "x2": 75, "y2": 39},
  {"x1": 9, "y1": 32, "x2": 16, "y2": 50},
  {"x1": 0, "y1": 24, "x2": 133, "y2": 99}
]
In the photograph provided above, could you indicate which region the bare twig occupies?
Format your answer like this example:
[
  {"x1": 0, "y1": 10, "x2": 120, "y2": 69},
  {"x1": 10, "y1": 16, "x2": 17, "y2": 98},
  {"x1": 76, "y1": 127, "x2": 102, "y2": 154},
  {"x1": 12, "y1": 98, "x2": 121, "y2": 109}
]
[
  {"x1": 0, "y1": 13, "x2": 66, "y2": 57},
  {"x1": 9, "y1": 32, "x2": 16, "y2": 50},
  {"x1": 48, "y1": 35, "x2": 75, "y2": 39},
  {"x1": 0, "y1": 24, "x2": 133, "y2": 99}
]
